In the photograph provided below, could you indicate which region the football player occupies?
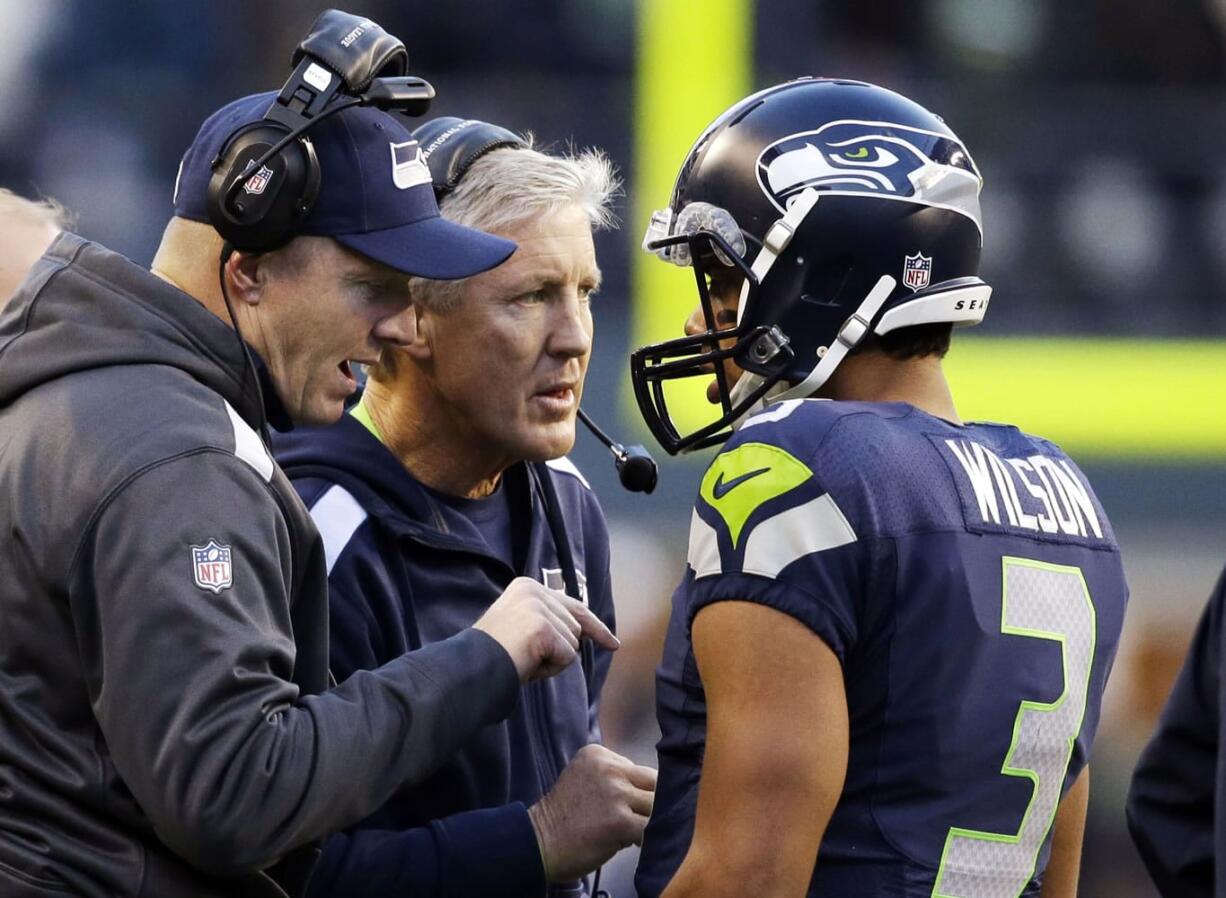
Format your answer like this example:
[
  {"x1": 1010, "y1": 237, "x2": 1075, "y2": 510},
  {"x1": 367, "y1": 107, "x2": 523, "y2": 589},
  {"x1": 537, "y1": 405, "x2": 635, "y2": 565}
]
[{"x1": 630, "y1": 78, "x2": 1130, "y2": 898}]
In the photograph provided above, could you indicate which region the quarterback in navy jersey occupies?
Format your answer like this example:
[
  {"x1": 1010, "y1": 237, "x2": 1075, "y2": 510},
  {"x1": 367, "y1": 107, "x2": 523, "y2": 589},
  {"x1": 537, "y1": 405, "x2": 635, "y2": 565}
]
[{"x1": 629, "y1": 78, "x2": 1129, "y2": 898}]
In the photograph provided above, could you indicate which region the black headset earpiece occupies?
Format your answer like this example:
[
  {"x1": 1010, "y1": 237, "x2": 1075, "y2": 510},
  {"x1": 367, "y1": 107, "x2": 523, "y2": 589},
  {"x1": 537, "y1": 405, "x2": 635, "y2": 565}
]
[
  {"x1": 206, "y1": 119, "x2": 322, "y2": 252},
  {"x1": 205, "y1": 9, "x2": 425, "y2": 253}
]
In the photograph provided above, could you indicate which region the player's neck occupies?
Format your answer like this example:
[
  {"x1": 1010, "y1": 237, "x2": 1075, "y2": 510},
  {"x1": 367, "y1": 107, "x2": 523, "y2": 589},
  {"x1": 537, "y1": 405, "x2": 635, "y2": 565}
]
[
  {"x1": 818, "y1": 352, "x2": 962, "y2": 424},
  {"x1": 360, "y1": 374, "x2": 511, "y2": 499}
]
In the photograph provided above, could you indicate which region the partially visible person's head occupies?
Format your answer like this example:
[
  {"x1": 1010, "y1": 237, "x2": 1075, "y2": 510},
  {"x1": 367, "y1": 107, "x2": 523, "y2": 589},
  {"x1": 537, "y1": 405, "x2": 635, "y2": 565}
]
[
  {"x1": 154, "y1": 92, "x2": 516, "y2": 426},
  {"x1": 372, "y1": 134, "x2": 619, "y2": 466},
  {"x1": 0, "y1": 189, "x2": 71, "y2": 306}
]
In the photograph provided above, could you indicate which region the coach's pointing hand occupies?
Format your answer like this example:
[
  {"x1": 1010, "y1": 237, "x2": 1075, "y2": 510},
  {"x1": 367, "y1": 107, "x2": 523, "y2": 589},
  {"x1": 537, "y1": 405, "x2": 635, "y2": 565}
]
[{"x1": 474, "y1": 577, "x2": 618, "y2": 682}]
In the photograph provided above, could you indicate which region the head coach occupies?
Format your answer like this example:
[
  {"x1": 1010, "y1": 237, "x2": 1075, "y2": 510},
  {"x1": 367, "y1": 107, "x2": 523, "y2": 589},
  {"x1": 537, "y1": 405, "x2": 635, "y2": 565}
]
[
  {"x1": 0, "y1": 12, "x2": 614, "y2": 898},
  {"x1": 276, "y1": 118, "x2": 657, "y2": 898}
]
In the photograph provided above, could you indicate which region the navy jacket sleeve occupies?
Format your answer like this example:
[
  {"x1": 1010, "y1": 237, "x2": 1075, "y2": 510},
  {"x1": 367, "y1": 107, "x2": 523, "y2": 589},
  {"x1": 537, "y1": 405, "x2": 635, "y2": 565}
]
[
  {"x1": 1127, "y1": 565, "x2": 1226, "y2": 898},
  {"x1": 311, "y1": 543, "x2": 549, "y2": 898},
  {"x1": 306, "y1": 806, "x2": 544, "y2": 898}
]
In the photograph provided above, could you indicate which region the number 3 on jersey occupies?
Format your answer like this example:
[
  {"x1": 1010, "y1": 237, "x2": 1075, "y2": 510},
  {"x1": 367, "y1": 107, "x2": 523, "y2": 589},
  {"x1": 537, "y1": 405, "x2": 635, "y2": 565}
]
[{"x1": 933, "y1": 557, "x2": 1097, "y2": 898}]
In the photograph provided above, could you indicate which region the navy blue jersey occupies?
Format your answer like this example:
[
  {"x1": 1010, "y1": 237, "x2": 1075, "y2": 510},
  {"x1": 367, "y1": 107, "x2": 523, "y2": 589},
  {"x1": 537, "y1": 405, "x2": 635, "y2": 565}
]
[{"x1": 636, "y1": 399, "x2": 1128, "y2": 898}]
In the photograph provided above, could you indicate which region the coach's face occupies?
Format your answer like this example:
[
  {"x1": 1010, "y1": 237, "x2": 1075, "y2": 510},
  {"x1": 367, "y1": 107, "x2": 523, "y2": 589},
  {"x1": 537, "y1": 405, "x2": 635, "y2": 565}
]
[
  {"x1": 252, "y1": 238, "x2": 415, "y2": 425},
  {"x1": 418, "y1": 203, "x2": 597, "y2": 464}
]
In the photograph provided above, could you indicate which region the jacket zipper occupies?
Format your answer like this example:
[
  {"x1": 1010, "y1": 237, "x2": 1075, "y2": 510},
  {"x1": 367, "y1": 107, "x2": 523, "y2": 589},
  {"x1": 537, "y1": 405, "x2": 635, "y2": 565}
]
[
  {"x1": 526, "y1": 679, "x2": 561, "y2": 789},
  {"x1": 395, "y1": 529, "x2": 564, "y2": 788}
]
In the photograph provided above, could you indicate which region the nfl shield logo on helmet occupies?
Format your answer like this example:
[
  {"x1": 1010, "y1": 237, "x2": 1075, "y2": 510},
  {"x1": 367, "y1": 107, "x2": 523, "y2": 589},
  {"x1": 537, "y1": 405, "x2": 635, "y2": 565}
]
[
  {"x1": 903, "y1": 252, "x2": 932, "y2": 291},
  {"x1": 191, "y1": 540, "x2": 233, "y2": 594},
  {"x1": 242, "y1": 163, "x2": 275, "y2": 196}
]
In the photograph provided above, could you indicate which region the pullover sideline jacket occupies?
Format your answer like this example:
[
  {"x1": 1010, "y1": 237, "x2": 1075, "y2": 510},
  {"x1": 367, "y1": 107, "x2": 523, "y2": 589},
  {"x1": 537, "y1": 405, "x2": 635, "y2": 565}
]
[
  {"x1": 275, "y1": 414, "x2": 615, "y2": 898},
  {"x1": 1128, "y1": 565, "x2": 1226, "y2": 898},
  {"x1": 0, "y1": 235, "x2": 520, "y2": 898}
]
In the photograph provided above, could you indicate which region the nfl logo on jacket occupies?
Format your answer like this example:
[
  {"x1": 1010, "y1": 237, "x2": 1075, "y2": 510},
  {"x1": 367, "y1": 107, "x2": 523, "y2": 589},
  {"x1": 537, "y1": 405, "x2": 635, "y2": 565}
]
[{"x1": 191, "y1": 540, "x2": 233, "y2": 593}]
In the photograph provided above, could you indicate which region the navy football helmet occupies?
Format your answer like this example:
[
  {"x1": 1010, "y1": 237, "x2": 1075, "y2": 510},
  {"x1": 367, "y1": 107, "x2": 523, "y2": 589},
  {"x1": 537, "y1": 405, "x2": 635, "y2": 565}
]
[{"x1": 631, "y1": 77, "x2": 992, "y2": 454}]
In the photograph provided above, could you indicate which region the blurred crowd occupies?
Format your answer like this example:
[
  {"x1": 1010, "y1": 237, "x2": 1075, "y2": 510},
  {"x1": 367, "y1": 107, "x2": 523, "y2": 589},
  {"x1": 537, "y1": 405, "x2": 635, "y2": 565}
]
[{"x1": 3, "y1": 3, "x2": 1224, "y2": 895}]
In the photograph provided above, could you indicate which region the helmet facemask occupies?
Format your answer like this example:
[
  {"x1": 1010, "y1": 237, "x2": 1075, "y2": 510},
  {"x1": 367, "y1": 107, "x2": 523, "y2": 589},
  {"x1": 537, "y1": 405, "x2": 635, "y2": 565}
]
[
  {"x1": 630, "y1": 79, "x2": 993, "y2": 456},
  {"x1": 632, "y1": 221, "x2": 795, "y2": 455}
]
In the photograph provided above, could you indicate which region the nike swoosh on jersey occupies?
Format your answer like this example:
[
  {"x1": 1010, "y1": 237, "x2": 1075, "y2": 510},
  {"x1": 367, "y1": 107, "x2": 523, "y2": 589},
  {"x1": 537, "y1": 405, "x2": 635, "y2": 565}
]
[{"x1": 711, "y1": 467, "x2": 771, "y2": 499}]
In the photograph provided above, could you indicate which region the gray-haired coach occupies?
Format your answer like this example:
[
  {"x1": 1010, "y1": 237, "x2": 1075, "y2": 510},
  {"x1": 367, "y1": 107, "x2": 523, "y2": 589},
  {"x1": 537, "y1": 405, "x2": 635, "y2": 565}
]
[{"x1": 0, "y1": 18, "x2": 614, "y2": 898}]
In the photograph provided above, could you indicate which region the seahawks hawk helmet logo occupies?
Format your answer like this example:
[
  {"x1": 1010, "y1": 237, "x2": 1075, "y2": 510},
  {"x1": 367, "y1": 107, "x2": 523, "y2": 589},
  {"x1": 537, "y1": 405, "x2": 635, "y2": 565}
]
[{"x1": 756, "y1": 120, "x2": 984, "y2": 232}]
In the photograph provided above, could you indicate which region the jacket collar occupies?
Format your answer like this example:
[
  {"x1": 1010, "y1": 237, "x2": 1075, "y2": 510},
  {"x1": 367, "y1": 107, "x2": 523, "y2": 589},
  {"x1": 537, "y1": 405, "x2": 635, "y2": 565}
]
[{"x1": 275, "y1": 413, "x2": 558, "y2": 575}]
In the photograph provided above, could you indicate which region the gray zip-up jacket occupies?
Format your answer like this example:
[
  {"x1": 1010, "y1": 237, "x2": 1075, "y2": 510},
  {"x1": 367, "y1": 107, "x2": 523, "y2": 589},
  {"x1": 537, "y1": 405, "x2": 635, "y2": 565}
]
[{"x1": 0, "y1": 234, "x2": 520, "y2": 898}]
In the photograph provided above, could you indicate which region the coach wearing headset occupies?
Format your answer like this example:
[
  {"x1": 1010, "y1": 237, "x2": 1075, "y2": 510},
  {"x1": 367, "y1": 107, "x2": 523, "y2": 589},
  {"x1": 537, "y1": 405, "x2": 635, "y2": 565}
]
[
  {"x1": 0, "y1": 13, "x2": 615, "y2": 898},
  {"x1": 276, "y1": 118, "x2": 656, "y2": 898}
]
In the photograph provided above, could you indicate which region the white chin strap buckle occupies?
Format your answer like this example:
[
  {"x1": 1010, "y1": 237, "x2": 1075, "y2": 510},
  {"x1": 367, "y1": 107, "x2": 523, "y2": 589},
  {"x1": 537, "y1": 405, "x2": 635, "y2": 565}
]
[{"x1": 836, "y1": 313, "x2": 871, "y2": 349}]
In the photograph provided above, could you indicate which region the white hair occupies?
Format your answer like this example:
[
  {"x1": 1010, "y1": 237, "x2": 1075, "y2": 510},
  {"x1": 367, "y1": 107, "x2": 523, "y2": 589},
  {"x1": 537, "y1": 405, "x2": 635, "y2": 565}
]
[
  {"x1": 408, "y1": 137, "x2": 620, "y2": 313},
  {"x1": 0, "y1": 188, "x2": 72, "y2": 232}
]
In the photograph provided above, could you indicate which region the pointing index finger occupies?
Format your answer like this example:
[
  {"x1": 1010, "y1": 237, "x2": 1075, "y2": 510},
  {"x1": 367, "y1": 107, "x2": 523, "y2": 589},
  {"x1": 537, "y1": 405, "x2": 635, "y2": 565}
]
[{"x1": 561, "y1": 595, "x2": 620, "y2": 650}]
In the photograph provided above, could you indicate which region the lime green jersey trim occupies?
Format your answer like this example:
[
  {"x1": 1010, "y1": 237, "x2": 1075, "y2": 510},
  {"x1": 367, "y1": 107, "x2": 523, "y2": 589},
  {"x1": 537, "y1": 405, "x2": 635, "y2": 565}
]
[
  {"x1": 699, "y1": 442, "x2": 812, "y2": 549},
  {"x1": 350, "y1": 397, "x2": 385, "y2": 444}
]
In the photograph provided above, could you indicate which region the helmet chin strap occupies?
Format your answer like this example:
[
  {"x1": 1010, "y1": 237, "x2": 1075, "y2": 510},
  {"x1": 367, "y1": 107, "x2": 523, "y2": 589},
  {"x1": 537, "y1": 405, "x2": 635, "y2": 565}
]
[
  {"x1": 775, "y1": 273, "x2": 898, "y2": 403},
  {"x1": 723, "y1": 188, "x2": 822, "y2": 428},
  {"x1": 725, "y1": 187, "x2": 897, "y2": 429},
  {"x1": 736, "y1": 188, "x2": 821, "y2": 326},
  {"x1": 728, "y1": 273, "x2": 898, "y2": 429},
  {"x1": 727, "y1": 370, "x2": 788, "y2": 429}
]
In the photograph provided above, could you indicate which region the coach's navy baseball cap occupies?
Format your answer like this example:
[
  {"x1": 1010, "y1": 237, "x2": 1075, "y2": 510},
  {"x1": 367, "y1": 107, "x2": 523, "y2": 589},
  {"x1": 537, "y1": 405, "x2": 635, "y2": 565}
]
[{"x1": 172, "y1": 91, "x2": 516, "y2": 279}]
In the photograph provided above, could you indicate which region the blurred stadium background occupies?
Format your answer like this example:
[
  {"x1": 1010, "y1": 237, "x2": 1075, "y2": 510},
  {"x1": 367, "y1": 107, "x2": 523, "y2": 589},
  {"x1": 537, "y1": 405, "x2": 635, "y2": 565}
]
[{"x1": 3, "y1": 1, "x2": 1223, "y2": 894}]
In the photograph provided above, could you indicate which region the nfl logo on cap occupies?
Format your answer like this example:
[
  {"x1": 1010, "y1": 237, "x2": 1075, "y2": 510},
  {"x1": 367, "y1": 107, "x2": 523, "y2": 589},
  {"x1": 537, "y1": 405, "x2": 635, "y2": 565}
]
[
  {"x1": 192, "y1": 540, "x2": 234, "y2": 593},
  {"x1": 903, "y1": 252, "x2": 932, "y2": 291}
]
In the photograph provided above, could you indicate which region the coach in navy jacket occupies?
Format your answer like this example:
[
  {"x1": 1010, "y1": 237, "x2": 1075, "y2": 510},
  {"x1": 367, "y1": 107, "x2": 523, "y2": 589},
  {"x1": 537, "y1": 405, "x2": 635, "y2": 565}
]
[{"x1": 274, "y1": 122, "x2": 656, "y2": 898}]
